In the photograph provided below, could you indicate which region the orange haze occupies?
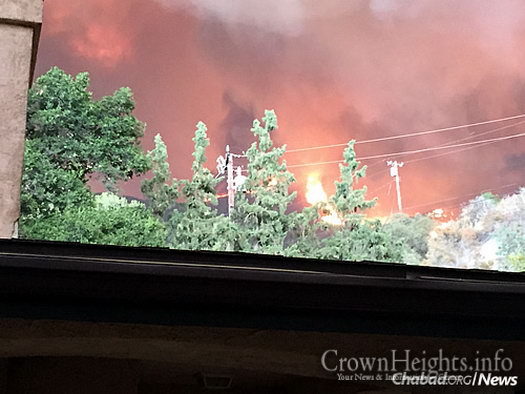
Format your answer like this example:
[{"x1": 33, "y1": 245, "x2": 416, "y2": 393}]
[{"x1": 35, "y1": 0, "x2": 525, "y2": 215}]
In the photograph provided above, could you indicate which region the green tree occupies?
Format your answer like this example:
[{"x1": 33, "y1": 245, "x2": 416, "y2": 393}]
[
  {"x1": 20, "y1": 139, "x2": 93, "y2": 221},
  {"x1": 316, "y1": 142, "x2": 403, "y2": 262},
  {"x1": 22, "y1": 193, "x2": 166, "y2": 247},
  {"x1": 20, "y1": 67, "x2": 156, "y2": 246},
  {"x1": 492, "y1": 188, "x2": 525, "y2": 271},
  {"x1": 425, "y1": 191, "x2": 518, "y2": 270},
  {"x1": 284, "y1": 205, "x2": 323, "y2": 258},
  {"x1": 167, "y1": 122, "x2": 237, "y2": 251},
  {"x1": 141, "y1": 134, "x2": 179, "y2": 217},
  {"x1": 317, "y1": 220, "x2": 404, "y2": 262},
  {"x1": 507, "y1": 255, "x2": 525, "y2": 272},
  {"x1": 495, "y1": 221, "x2": 525, "y2": 271},
  {"x1": 383, "y1": 213, "x2": 435, "y2": 264},
  {"x1": 232, "y1": 110, "x2": 296, "y2": 254},
  {"x1": 331, "y1": 141, "x2": 376, "y2": 216},
  {"x1": 26, "y1": 67, "x2": 149, "y2": 193}
]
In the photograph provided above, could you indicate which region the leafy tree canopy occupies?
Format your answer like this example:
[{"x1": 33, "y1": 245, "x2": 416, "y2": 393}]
[
  {"x1": 317, "y1": 219, "x2": 405, "y2": 262},
  {"x1": 22, "y1": 193, "x2": 166, "y2": 247},
  {"x1": 383, "y1": 213, "x2": 435, "y2": 264},
  {"x1": 21, "y1": 67, "x2": 150, "y2": 225},
  {"x1": 27, "y1": 67, "x2": 149, "y2": 190},
  {"x1": 284, "y1": 205, "x2": 323, "y2": 258},
  {"x1": 20, "y1": 139, "x2": 93, "y2": 221},
  {"x1": 23, "y1": 70, "x2": 525, "y2": 272},
  {"x1": 425, "y1": 188, "x2": 525, "y2": 271}
]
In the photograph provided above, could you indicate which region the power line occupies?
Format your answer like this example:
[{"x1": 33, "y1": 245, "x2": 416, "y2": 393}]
[
  {"x1": 403, "y1": 140, "x2": 493, "y2": 167},
  {"x1": 403, "y1": 183, "x2": 520, "y2": 212},
  {"x1": 362, "y1": 119, "x2": 525, "y2": 176},
  {"x1": 287, "y1": 130, "x2": 525, "y2": 169},
  {"x1": 369, "y1": 180, "x2": 393, "y2": 194},
  {"x1": 285, "y1": 113, "x2": 525, "y2": 153},
  {"x1": 360, "y1": 130, "x2": 525, "y2": 160},
  {"x1": 364, "y1": 119, "x2": 525, "y2": 176},
  {"x1": 232, "y1": 117, "x2": 525, "y2": 174},
  {"x1": 404, "y1": 119, "x2": 525, "y2": 166},
  {"x1": 437, "y1": 187, "x2": 521, "y2": 213}
]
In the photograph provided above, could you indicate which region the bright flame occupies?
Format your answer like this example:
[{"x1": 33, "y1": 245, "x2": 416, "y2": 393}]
[
  {"x1": 305, "y1": 174, "x2": 342, "y2": 226},
  {"x1": 306, "y1": 174, "x2": 328, "y2": 205},
  {"x1": 321, "y1": 210, "x2": 343, "y2": 226}
]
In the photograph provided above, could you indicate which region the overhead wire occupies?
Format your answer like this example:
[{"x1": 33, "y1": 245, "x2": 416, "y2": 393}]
[
  {"x1": 369, "y1": 180, "x2": 394, "y2": 194},
  {"x1": 403, "y1": 183, "x2": 520, "y2": 213},
  {"x1": 285, "y1": 113, "x2": 525, "y2": 154},
  {"x1": 226, "y1": 116, "x2": 525, "y2": 211},
  {"x1": 404, "y1": 119, "x2": 525, "y2": 165},
  {"x1": 364, "y1": 119, "x2": 525, "y2": 178},
  {"x1": 287, "y1": 130, "x2": 525, "y2": 169},
  {"x1": 234, "y1": 117, "x2": 525, "y2": 173}
]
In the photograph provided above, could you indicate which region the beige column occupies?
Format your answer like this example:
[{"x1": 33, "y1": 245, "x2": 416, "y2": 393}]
[{"x1": 0, "y1": 0, "x2": 42, "y2": 238}]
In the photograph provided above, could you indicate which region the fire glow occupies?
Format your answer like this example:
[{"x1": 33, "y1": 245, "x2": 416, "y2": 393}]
[
  {"x1": 35, "y1": 0, "x2": 525, "y2": 215},
  {"x1": 305, "y1": 174, "x2": 327, "y2": 205},
  {"x1": 306, "y1": 174, "x2": 342, "y2": 226}
]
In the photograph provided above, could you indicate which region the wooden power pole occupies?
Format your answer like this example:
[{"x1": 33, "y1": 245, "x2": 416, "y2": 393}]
[
  {"x1": 387, "y1": 160, "x2": 404, "y2": 213},
  {"x1": 217, "y1": 146, "x2": 246, "y2": 217}
]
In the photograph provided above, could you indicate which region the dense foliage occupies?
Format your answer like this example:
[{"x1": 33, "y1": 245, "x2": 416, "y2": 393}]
[
  {"x1": 20, "y1": 68, "x2": 152, "y2": 246},
  {"x1": 20, "y1": 139, "x2": 93, "y2": 220},
  {"x1": 18, "y1": 68, "x2": 524, "y2": 271},
  {"x1": 232, "y1": 110, "x2": 297, "y2": 254},
  {"x1": 425, "y1": 189, "x2": 525, "y2": 271},
  {"x1": 24, "y1": 193, "x2": 166, "y2": 247},
  {"x1": 313, "y1": 142, "x2": 404, "y2": 262},
  {"x1": 165, "y1": 122, "x2": 237, "y2": 251},
  {"x1": 140, "y1": 134, "x2": 179, "y2": 218},
  {"x1": 383, "y1": 214, "x2": 436, "y2": 265},
  {"x1": 26, "y1": 67, "x2": 149, "y2": 190}
]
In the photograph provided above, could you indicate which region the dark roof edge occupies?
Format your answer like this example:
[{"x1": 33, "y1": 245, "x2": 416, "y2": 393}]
[
  {"x1": 1, "y1": 238, "x2": 523, "y2": 283},
  {"x1": 0, "y1": 239, "x2": 523, "y2": 341}
]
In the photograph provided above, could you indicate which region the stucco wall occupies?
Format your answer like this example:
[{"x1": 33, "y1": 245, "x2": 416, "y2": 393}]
[
  {"x1": 0, "y1": 0, "x2": 42, "y2": 238},
  {"x1": 0, "y1": 0, "x2": 42, "y2": 24}
]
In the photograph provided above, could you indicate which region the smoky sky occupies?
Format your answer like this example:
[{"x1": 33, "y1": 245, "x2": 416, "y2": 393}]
[
  {"x1": 506, "y1": 153, "x2": 525, "y2": 173},
  {"x1": 34, "y1": 0, "x2": 525, "y2": 214}
]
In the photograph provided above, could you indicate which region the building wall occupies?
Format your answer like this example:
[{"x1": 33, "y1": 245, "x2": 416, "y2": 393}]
[
  {"x1": 0, "y1": 0, "x2": 42, "y2": 23},
  {"x1": 0, "y1": 0, "x2": 42, "y2": 238}
]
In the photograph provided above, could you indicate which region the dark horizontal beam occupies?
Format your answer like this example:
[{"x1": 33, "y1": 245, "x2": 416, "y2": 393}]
[{"x1": 0, "y1": 239, "x2": 523, "y2": 340}]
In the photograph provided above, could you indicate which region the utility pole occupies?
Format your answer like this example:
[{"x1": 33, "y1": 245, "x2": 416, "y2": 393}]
[
  {"x1": 387, "y1": 160, "x2": 404, "y2": 213},
  {"x1": 226, "y1": 145, "x2": 235, "y2": 216},
  {"x1": 217, "y1": 146, "x2": 246, "y2": 217}
]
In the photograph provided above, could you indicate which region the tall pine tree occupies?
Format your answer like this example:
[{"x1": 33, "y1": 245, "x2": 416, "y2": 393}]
[
  {"x1": 167, "y1": 122, "x2": 237, "y2": 251},
  {"x1": 317, "y1": 142, "x2": 404, "y2": 262},
  {"x1": 141, "y1": 134, "x2": 179, "y2": 218},
  {"x1": 284, "y1": 205, "x2": 323, "y2": 258},
  {"x1": 332, "y1": 141, "x2": 376, "y2": 217},
  {"x1": 232, "y1": 110, "x2": 296, "y2": 254}
]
